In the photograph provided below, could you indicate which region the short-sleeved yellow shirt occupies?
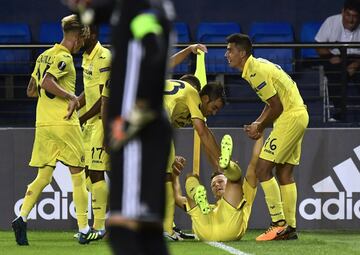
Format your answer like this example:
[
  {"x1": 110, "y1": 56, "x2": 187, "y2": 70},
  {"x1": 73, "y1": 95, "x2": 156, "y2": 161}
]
[
  {"x1": 31, "y1": 44, "x2": 78, "y2": 126},
  {"x1": 82, "y1": 42, "x2": 111, "y2": 124},
  {"x1": 242, "y1": 55, "x2": 309, "y2": 164},
  {"x1": 163, "y1": 79, "x2": 205, "y2": 128},
  {"x1": 242, "y1": 55, "x2": 305, "y2": 112}
]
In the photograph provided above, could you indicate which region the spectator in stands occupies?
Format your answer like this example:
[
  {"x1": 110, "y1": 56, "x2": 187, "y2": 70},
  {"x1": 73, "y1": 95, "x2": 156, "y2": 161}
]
[
  {"x1": 315, "y1": 0, "x2": 360, "y2": 122},
  {"x1": 172, "y1": 134, "x2": 260, "y2": 241},
  {"x1": 225, "y1": 33, "x2": 308, "y2": 241}
]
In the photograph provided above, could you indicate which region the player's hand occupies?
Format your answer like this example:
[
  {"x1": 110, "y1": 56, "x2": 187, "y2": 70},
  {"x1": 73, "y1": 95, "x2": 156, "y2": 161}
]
[
  {"x1": 244, "y1": 122, "x2": 262, "y2": 140},
  {"x1": 65, "y1": 95, "x2": 80, "y2": 120},
  {"x1": 79, "y1": 115, "x2": 86, "y2": 126},
  {"x1": 172, "y1": 156, "x2": 186, "y2": 176},
  {"x1": 189, "y1": 44, "x2": 208, "y2": 54}
]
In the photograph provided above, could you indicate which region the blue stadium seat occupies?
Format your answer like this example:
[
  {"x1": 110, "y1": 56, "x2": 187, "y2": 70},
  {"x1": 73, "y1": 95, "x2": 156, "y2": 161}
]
[
  {"x1": 249, "y1": 22, "x2": 294, "y2": 73},
  {"x1": 172, "y1": 22, "x2": 191, "y2": 74},
  {"x1": 39, "y1": 22, "x2": 62, "y2": 43},
  {"x1": 0, "y1": 23, "x2": 31, "y2": 74},
  {"x1": 196, "y1": 22, "x2": 241, "y2": 74},
  {"x1": 300, "y1": 22, "x2": 322, "y2": 59},
  {"x1": 99, "y1": 23, "x2": 111, "y2": 44},
  {"x1": 174, "y1": 22, "x2": 190, "y2": 43}
]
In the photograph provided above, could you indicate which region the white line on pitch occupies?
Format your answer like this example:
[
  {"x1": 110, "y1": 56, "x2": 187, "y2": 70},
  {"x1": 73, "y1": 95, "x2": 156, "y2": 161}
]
[{"x1": 206, "y1": 241, "x2": 253, "y2": 255}]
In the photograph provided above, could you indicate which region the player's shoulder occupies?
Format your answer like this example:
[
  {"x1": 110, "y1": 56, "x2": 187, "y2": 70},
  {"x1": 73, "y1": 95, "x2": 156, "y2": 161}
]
[
  {"x1": 98, "y1": 45, "x2": 111, "y2": 60},
  {"x1": 251, "y1": 57, "x2": 273, "y2": 74},
  {"x1": 52, "y1": 48, "x2": 73, "y2": 64}
]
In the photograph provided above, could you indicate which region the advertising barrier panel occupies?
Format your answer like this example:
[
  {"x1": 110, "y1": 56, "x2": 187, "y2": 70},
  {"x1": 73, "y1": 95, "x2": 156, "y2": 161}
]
[{"x1": 1, "y1": 128, "x2": 359, "y2": 230}]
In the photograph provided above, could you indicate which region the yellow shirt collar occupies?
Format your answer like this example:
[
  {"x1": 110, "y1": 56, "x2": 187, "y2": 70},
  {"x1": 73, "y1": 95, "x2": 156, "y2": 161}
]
[
  {"x1": 241, "y1": 54, "x2": 254, "y2": 79},
  {"x1": 54, "y1": 43, "x2": 71, "y2": 54}
]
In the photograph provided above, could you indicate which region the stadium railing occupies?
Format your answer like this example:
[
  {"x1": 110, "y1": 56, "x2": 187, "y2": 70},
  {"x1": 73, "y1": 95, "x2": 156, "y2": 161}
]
[{"x1": 0, "y1": 43, "x2": 359, "y2": 127}]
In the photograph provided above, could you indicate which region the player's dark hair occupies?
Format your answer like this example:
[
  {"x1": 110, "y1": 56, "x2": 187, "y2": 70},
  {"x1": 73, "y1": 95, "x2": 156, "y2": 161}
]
[
  {"x1": 226, "y1": 33, "x2": 252, "y2": 56},
  {"x1": 344, "y1": 0, "x2": 360, "y2": 13},
  {"x1": 180, "y1": 74, "x2": 201, "y2": 91},
  {"x1": 199, "y1": 82, "x2": 226, "y2": 104}
]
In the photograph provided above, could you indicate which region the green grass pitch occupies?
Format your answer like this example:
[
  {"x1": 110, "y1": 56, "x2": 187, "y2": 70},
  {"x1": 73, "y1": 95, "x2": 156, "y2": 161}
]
[{"x1": 1, "y1": 230, "x2": 359, "y2": 255}]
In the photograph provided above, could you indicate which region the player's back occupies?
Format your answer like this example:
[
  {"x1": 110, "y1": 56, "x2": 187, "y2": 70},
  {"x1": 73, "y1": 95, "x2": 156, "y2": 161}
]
[
  {"x1": 163, "y1": 79, "x2": 204, "y2": 128},
  {"x1": 32, "y1": 43, "x2": 78, "y2": 126}
]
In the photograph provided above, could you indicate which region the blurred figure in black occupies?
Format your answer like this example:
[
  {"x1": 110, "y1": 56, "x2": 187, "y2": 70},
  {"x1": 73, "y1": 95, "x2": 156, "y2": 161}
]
[{"x1": 65, "y1": 0, "x2": 175, "y2": 254}]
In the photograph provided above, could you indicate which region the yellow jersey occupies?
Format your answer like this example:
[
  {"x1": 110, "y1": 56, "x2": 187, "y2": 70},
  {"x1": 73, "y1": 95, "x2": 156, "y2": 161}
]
[
  {"x1": 242, "y1": 55, "x2": 305, "y2": 112},
  {"x1": 82, "y1": 42, "x2": 111, "y2": 123},
  {"x1": 163, "y1": 79, "x2": 205, "y2": 128},
  {"x1": 31, "y1": 44, "x2": 78, "y2": 126}
]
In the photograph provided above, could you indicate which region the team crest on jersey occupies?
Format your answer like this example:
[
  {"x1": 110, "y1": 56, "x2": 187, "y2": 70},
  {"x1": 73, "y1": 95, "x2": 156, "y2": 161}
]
[{"x1": 58, "y1": 61, "x2": 66, "y2": 71}]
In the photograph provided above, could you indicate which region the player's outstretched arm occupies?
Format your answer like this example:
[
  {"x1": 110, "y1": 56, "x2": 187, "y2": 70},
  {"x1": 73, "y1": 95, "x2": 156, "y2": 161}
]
[
  {"x1": 169, "y1": 44, "x2": 207, "y2": 68},
  {"x1": 26, "y1": 77, "x2": 38, "y2": 98},
  {"x1": 192, "y1": 118, "x2": 220, "y2": 171},
  {"x1": 245, "y1": 135, "x2": 264, "y2": 188},
  {"x1": 172, "y1": 156, "x2": 188, "y2": 209}
]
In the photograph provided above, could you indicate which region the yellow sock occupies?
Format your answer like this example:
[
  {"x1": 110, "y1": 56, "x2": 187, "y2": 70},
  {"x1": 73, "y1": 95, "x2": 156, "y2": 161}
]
[
  {"x1": 185, "y1": 176, "x2": 200, "y2": 199},
  {"x1": 86, "y1": 176, "x2": 92, "y2": 192},
  {"x1": 261, "y1": 177, "x2": 285, "y2": 223},
  {"x1": 71, "y1": 171, "x2": 88, "y2": 230},
  {"x1": 280, "y1": 183, "x2": 297, "y2": 228},
  {"x1": 20, "y1": 166, "x2": 53, "y2": 220},
  {"x1": 92, "y1": 180, "x2": 108, "y2": 230},
  {"x1": 224, "y1": 161, "x2": 242, "y2": 181},
  {"x1": 163, "y1": 181, "x2": 175, "y2": 234}
]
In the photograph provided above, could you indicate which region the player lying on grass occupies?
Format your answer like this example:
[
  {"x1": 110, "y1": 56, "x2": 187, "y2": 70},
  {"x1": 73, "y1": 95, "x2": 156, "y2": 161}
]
[{"x1": 172, "y1": 134, "x2": 261, "y2": 241}]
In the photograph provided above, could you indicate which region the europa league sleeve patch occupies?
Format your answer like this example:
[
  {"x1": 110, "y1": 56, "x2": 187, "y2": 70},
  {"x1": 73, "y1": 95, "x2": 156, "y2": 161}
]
[{"x1": 58, "y1": 61, "x2": 66, "y2": 71}]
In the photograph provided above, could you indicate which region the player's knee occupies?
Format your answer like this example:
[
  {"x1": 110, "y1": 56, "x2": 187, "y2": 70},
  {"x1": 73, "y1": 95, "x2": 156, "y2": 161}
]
[
  {"x1": 224, "y1": 161, "x2": 242, "y2": 182},
  {"x1": 255, "y1": 164, "x2": 273, "y2": 181}
]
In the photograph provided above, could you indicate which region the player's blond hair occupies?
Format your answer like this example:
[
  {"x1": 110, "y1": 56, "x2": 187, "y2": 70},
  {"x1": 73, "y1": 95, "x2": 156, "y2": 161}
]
[{"x1": 61, "y1": 14, "x2": 89, "y2": 39}]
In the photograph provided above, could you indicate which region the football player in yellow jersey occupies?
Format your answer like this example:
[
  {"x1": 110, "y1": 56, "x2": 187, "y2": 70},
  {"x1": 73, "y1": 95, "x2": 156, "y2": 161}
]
[
  {"x1": 12, "y1": 15, "x2": 101, "y2": 246},
  {"x1": 164, "y1": 80, "x2": 225, "y2": 239},
  {"x1": 225, "y1": 33, "x2": 309, "y2": 241},
  {"x1": 172, "y1": 134, "x2": 261, "y2": 241},
  {"x1": 77, "y1": 25, "x2": 111, "y2": 239},
  {"x1": 162, "y1": 44, "x2": 225, "y2": 240}
]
